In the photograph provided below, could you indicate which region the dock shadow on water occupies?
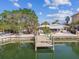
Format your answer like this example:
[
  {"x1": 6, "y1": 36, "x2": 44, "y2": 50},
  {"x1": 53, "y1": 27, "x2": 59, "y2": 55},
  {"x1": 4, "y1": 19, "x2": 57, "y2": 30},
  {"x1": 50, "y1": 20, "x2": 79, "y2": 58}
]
[{"x1": 1, "y1": 43, "x2": 79, "y2": 59}]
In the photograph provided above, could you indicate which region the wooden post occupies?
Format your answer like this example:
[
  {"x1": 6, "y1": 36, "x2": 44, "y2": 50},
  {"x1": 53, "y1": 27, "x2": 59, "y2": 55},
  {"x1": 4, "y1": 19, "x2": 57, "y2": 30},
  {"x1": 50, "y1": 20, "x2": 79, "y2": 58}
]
[
  {"x1": 35, "y1": 36, "x2": 37, "y2": 51},
  {"x1": 35, "y1": 46, "x2": 37, "y2": 51},
  {"x1": 52, "y1": 36, "x2": 55, "y2": 51}
]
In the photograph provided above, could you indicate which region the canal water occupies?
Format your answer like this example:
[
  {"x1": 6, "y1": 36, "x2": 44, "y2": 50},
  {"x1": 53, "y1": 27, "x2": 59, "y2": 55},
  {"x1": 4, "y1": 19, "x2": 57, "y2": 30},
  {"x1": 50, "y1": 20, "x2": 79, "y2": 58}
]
[{"x1": 0, "y1": 43, "x2": 79, "y2": 59}]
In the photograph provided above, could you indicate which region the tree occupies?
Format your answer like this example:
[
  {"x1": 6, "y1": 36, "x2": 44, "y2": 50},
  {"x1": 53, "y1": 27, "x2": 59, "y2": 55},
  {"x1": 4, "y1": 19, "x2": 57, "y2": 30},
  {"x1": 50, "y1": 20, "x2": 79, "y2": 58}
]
[
  {"x1": 65, "y1": 16, "x2": 70, "y2": 25},
  {"x1": 0, "y1": 8, "x2": 38, "y2": 34},
  {"x1": 42, "y1": 27, "x2": 51, "y2": 34},
  {"x1": 52, "y1": 20, "x2": 59, "y2": 24},
  {"x1": 41, "y1": 21, "x2": 51, "y2": 34},
  {"x1": 41, "y1": 21, "x2": 50, "y2": 25}
]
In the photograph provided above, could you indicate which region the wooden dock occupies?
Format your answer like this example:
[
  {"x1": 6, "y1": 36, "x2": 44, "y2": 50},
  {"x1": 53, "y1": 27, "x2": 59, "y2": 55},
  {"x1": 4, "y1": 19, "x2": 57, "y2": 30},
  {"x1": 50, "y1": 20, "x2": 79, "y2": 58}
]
[
  {"x1": 35, "y1": 35, "x2": 53, "y2": 51},
  {"x1": 35, "y1": 34, "x2": 79, "y2": 51}
]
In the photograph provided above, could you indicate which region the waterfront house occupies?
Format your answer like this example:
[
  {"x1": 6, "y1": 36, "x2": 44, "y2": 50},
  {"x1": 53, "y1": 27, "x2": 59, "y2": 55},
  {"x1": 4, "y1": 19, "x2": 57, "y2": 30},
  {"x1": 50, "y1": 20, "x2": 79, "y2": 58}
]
[
  {"x1": 39, "y1": 24, "x2": 67, "y2": 33},
  {"x1": 72, "y1": 13, "x2": 79, "y2": 24},
  {"x1": 72, "y1": 13, "x2": 79, "y2": 29},
  {"x1": 71, "y1": 13, "x2": 79, "y2": 33}
]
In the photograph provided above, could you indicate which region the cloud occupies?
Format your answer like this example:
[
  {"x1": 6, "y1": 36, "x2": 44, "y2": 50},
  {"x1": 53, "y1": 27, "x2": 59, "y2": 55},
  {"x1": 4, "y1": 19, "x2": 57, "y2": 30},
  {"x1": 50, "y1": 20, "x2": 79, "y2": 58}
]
[
  {"x1": 45, "y1": 0, "x2": 72, "y2": 6},
  {"x1": 47, "y1": 10, "x2": 73, "y2": 21},
  {"x1": 77, "y1": 8, "x2": 79, "y2": 12},
  {"x1": 13, "y1": 2, "x2": 20, "y2": 7},
  {"x1": 49, "y1": 6, "x2": 58, "y2": 9},
  {"x1": 44, "y1": 0, "x2": 51, "y2": 5},
  {"x1": 53, "y1": 0, "x2": 72, "y2": 6},
  {"x1": 39, "y1": 12, "x2": 43, "y2": 15},
  {"x1": 9, "y1": 0, "x2": 19, "y2": 2},
  {"x1": 44, "y1": 0, "x2": 72, "y2": 9},
  {"x1": 27, "y1": 3, "x2": 32, "y2": 8},
  {"x1": 9, "y1": 0, "x2": 20, "y2": 8},
  {"x1": 15, "y1": 0, "x2": 19, "y2": 2},
  {"x1": 58, "y1": 10, "x2": 73, "y2": 15}
]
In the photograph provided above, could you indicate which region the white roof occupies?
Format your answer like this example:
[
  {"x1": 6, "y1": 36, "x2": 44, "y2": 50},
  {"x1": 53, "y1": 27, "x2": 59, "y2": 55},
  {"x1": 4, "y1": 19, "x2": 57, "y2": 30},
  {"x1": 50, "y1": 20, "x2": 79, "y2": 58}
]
[
  {"x1": 49, "y1": 24, "x2": 65, "y2": 29},
  {"x1": 39, "y1": 24, "x2": 65, "y2": 29},
  {"x1": 39, "y1": 25, "x2": 49, "y2": 27}
]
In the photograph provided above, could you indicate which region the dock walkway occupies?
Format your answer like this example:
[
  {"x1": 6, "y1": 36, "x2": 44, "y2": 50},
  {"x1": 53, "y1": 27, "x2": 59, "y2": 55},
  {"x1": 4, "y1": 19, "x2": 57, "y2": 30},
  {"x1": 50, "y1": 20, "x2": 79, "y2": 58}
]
[{"x1": 35, "y1": 35, "x2": 53, "y2": 51}]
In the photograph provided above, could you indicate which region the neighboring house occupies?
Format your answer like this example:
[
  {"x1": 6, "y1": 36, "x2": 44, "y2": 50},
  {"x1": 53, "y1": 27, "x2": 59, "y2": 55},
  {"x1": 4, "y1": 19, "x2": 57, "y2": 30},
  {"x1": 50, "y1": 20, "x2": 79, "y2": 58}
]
[
  {"x1": 39, "y1": 24, "x2": 66, "y2": 33},
  {"x1": 72, "y1": 13, "x2": 79, "y2": 24},
  {"x1": 49, "y1": 24, "x2": 65, "y2": 32},
  {"x1": 71, "y1": 13, "x2": 79, "y2": 31}
]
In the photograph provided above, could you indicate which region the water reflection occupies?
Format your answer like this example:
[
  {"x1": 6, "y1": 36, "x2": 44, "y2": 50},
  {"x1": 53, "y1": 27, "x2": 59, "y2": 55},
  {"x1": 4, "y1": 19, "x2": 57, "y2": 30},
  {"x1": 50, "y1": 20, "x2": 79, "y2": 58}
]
[
  {"x1": 1, "y1": 43, "x2": 79, "y2": 59},
  {"x1": 55, "y1": 43, "x2": 79, "y2": 59},
  {"x1": 68, "y1": 42, "x2": 79, "y2": 55},
  {"x1": 35, "y1": 48, "x2": 54, "y2": 59},
  {"x1": 0, "y1": 43, "x2": 55, "y2": 59},
  {"x1": 0, "y1": 43, "x2": 35, "y2": 59}
]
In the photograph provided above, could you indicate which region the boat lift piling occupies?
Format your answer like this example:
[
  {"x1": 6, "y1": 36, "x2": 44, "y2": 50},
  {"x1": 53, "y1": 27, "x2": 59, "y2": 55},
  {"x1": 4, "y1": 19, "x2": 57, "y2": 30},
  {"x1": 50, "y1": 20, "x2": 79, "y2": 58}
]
[{"x1": 52, "y1": 36, "x2": 55, "y2": 51}]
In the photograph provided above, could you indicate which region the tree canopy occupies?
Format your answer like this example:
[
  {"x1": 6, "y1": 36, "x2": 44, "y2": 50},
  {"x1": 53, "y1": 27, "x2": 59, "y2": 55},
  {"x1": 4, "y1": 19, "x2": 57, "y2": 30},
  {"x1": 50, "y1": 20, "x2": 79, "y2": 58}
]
[
  {"x1": 41, "y1": 21, "x2": 50, "y2": 25},
  {"x1": 0, "y1": 8, "x2": 38, "y2": 34},
  {"x1": 65, "y1": 16, "x2": 70, "y2": 25},
  {"x1": 41, "y1": 21, "x2": 51, "y2": 34}
]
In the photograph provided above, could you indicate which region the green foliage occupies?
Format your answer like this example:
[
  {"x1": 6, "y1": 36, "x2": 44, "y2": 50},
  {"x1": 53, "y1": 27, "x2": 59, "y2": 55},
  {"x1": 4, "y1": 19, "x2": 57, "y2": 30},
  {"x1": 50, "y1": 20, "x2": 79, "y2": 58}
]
[
  {"x1": 42, "y1": 27, "x2": 51, "y2": 34},
  {"x1": 65, "y1": 16, "x2": 70, "y2": 25},
  {"x1": 41, "y1": 21, "x2": 50, "y2": 25},
  {"x1": 41, "y1": 21, "x2": 51, "y2": 34},
  {"x1": 0, "y1": 8, "x2": 38, "y2": 33}
]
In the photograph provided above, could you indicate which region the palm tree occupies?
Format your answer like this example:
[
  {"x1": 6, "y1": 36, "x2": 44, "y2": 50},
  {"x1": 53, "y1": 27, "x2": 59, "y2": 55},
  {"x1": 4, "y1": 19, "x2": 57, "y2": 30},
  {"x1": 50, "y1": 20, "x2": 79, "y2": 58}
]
[
  {"x1": 52, "y1": 20, "x2": 59, "y2": 24},
  {"x1": 65, "y1": 16, "x2": 70, "y2": 25}
]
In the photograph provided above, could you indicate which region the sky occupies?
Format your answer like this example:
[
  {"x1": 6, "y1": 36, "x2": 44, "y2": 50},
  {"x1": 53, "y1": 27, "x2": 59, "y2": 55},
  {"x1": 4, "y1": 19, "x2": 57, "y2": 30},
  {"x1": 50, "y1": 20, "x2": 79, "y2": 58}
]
[{"x1": 0, "y1": 0, "x2": 79, "y2": 24}]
